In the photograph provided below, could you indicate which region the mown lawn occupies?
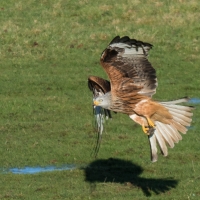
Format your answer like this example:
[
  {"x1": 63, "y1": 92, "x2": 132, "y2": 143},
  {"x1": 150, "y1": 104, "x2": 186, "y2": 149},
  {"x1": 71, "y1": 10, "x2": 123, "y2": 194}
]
[{"x1": 0, "y1": 0, "x2": 200, "y2": 199}]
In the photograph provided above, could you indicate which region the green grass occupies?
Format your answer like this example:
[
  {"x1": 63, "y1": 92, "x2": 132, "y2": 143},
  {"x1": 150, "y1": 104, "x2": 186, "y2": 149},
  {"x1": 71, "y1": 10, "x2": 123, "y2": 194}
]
[{"x1": 0, "y1": 0, "x2": 200, "y2": 199}]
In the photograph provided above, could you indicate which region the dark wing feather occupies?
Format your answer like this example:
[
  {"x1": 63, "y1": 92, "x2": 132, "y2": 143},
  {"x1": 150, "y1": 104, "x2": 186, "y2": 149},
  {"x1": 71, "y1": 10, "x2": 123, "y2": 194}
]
[{"x1": 100, "y1": 36, "x2": 157, "y2": 98}]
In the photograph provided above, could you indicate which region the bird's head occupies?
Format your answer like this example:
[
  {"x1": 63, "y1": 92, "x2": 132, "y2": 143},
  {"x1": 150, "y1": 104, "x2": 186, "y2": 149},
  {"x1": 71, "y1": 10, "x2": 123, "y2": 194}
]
[
  {"x1": 93, "y1": 98, "x2": 103, "y2": 106},
  {"x1": 93, "y1": 92, "x2": 111, "y2": 109}
]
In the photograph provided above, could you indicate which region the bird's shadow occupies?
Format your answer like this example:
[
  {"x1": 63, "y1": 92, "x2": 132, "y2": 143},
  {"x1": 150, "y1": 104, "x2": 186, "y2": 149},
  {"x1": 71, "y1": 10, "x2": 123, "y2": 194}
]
[{"x1": 83, "y1": 158, "x2": 178, "y2": 197}]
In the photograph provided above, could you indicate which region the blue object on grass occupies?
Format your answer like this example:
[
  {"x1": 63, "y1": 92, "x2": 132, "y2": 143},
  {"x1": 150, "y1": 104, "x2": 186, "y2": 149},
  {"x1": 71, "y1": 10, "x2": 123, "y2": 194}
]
[
  {"x1": 9, "y1": 165, "x2": 76, "y2": 174},
  {"x1": 189, "y1": 98, "x2": 200, "y2": 104}
]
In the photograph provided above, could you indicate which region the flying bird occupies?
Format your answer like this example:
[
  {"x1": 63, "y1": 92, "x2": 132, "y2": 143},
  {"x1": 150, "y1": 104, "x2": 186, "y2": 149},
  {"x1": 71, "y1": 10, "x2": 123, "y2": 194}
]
[{"x1": 88, "y1": 36, "x2": 193, "y2": 162}]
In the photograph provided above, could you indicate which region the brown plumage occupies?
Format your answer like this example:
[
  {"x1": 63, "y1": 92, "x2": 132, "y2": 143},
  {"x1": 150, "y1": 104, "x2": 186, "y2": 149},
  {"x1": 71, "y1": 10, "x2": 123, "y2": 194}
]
[{"x1": 88, "y1": 36, "x2": 193, "y2": 162}]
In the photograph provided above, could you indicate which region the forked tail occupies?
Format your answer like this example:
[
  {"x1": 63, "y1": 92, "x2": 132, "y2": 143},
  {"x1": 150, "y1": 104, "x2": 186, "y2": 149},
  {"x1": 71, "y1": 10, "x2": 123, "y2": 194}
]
[{"x1": 149, "y1": 97, "x2": 194, "y2": 162}]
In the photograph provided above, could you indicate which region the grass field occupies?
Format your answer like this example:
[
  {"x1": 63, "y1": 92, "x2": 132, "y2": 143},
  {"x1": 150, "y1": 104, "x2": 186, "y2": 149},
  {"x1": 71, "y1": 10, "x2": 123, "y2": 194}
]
[{"x1": 0, "y1": 0, "x2": 200, "y2": 199}]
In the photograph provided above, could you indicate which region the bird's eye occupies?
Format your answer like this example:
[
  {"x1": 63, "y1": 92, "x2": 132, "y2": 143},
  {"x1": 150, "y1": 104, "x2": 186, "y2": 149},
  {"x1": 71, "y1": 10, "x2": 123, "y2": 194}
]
[{"x1": 99, "y1": 99, "x2": 103, "y2": 102}]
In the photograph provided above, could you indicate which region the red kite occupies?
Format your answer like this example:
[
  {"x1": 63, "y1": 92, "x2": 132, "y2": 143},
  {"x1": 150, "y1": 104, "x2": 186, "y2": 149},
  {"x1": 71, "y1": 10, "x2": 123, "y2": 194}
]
[{"x1": 88, "y1": 36, "x2": 193, "y2": 162}]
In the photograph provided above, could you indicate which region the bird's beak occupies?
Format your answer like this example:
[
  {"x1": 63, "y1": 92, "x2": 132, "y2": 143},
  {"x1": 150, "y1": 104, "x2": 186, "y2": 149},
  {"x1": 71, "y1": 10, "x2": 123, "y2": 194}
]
[{"x1": 93, "y1": 100, "x2": 99, "y2": 106}]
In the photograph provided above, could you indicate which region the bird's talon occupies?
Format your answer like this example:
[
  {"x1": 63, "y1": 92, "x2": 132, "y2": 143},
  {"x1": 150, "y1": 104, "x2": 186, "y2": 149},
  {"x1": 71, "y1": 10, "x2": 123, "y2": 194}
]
[{"x1": 142, "y1": 125, "x2": 150, "y2": 135}]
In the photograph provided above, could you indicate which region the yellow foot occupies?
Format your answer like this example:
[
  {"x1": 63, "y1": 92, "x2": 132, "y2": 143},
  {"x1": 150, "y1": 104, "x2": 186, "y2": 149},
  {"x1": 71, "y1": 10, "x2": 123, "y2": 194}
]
[
  {"x1": 146, "y1": 117, "x2": 155, "y2": 128},
  {"x1": 142, "y1": 125, "x2": 150, "y2": 135}
]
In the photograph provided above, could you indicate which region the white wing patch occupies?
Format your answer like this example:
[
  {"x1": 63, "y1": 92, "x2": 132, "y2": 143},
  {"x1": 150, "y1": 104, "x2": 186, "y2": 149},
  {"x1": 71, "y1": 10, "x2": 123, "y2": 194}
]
[{"x1": 109, "y1": 42, "x2": 151, "y2": 57}]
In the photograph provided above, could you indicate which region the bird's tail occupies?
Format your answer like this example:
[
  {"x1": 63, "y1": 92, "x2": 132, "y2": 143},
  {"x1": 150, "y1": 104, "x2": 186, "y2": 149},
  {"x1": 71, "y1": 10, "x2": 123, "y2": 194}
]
[{"x1": 149, "y1": 97, "x2": 194, "y2": 162}]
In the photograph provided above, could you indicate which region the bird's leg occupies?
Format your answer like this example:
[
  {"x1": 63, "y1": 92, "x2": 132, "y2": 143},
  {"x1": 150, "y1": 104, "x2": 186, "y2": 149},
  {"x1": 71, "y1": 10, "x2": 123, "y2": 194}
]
[{"x1": 146, "y1": 117, "x2": 155, "y2": 128}]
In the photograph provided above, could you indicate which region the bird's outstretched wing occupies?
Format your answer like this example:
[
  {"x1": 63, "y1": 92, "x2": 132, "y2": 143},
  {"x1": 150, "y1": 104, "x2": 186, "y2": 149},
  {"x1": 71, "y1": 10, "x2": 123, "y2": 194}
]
[
  {"x1": 88, "y1": 76, "x2": 110, "y2": 97},
  {"x1": 100, "y1": 36, "x2": 157, "y2": 98},
  {"x1": 88, "y1": 76, "x2": 113, "y2": 157}
]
